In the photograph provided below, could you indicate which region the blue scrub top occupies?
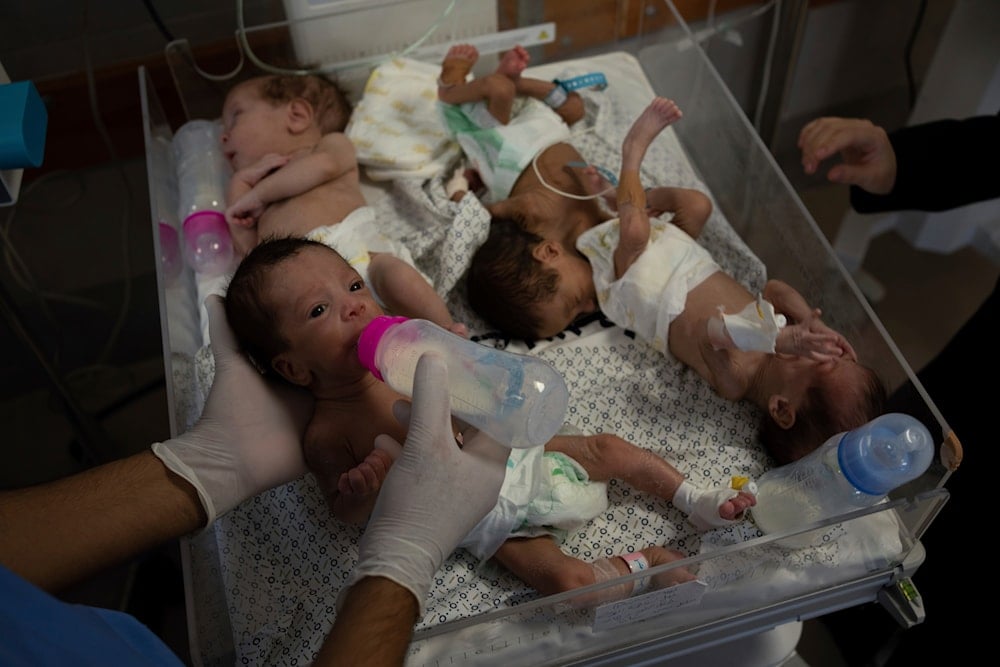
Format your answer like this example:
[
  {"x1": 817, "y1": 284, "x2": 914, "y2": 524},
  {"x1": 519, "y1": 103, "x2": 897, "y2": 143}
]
[{"x1": 0, "y1": 563, "x2": 184, "y2": 666}]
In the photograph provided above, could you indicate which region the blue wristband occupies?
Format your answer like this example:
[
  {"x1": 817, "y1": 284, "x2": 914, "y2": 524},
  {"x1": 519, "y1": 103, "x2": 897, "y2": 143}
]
[{"x1": 553, "y1": 72, "x2": 608, "y2": 92}]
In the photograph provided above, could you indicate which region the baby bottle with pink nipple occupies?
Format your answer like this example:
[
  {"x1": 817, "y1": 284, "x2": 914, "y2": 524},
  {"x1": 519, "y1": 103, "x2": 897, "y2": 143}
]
[{"x1": 172, "y1": 119, "x2": 234, "y2": 276}]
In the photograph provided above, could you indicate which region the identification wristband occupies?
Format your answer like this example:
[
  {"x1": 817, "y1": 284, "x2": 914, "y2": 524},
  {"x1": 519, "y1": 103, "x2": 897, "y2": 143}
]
[
  {"x1": 620, "y1": 552, "x2": 651, "y2": 594},
  {"x1": 543, "y1": 83, "x2": 569, "y2": 109},
  {"x1": 555, "y1": 72, "x2": 608, "y2": 91}
]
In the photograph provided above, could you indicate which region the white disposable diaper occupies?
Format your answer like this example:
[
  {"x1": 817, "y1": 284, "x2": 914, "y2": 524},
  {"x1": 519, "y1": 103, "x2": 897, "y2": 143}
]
[
  {"x1": 305, "y1": 206, "x2": 431, "y2": 303},
  {"x1": 460, "y1": 447, "x2": 608, "y2": 562},
  {"x1": 439, "y1": 97, "x2": 571, "y2": 202},
  {"x1": 578, "y1": 217, "x2": 721, "y2": 357}
]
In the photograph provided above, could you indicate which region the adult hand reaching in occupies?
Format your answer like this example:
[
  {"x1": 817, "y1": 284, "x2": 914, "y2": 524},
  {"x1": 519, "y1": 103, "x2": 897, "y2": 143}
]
[
  {"x1": 152, "y1": 295, "x2": 313, "y2": 526},
  {"x1": 798, "y1": 117, "x2": 897, "y2": 195},
  {"x1": 338, "y1": 352, "x2": 511, "y2": 615}
]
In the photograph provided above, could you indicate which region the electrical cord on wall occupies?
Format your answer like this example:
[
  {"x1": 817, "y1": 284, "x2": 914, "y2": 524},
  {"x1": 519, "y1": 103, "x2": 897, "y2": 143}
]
[
  {"x1": 1, "y1": 172, "x2": 99, "y2": 339},
  {"x1": 2, "y1": 4, "x2": 139, "y2": 370},
  {"x1": 141, "y1": 0, "x2": 176, "y2": 43},
  {"x1": 2, "y1": 1, "x2": 153, "y2": 474},
  {"x1": 82, "y1": 24, "x2": 135, "y2": 367}
]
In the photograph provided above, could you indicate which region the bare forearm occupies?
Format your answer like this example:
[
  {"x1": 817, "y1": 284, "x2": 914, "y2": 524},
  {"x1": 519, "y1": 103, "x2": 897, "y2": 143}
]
[
  {"x1": 227, "y1": 177, "x2": 254, "y2": 205},
  {"x1": 646, "y1": 187, "x2": 711, "y2": 238},
  {"x1": 613, "y1": 169, "x2": 648, "y2": 277},
  {"x1": 369, "y1": 254, "x2": 456, "y2": 329},
  {"x1": 315, "y1": 576, "x2": 418, "y2": 666},
  {"x1": 0, "y1": 451, "x2": 205, "y2": 592},
  {"x1": 762, "y1": 279, "x2": 813, "y2": 322},
  {"x1": 251, "y1": 152, "x2": 346, "y2": 206}
]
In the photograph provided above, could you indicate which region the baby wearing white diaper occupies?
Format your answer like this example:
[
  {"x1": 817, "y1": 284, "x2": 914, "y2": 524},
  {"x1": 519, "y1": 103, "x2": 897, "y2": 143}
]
[{"x1": 458, "y1": 424, "x2": 757, "y2": 605}]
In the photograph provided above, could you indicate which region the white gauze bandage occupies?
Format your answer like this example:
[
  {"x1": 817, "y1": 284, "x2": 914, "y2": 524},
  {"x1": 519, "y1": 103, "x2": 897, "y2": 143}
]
[
  {"x1": 709, "y1": 294, "x2": 788, "y2": 353},
  {"x1": 673, "y1": 480, "x2": 744, "y2": 530}
]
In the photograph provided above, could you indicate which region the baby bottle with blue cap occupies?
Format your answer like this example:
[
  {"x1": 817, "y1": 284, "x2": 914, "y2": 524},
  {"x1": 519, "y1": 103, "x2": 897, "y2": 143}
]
[
  {"x1": 357, "y1": 316, "x2": 569, "y2": 449},
  {"x1": 751, "y1": 412, "x2": 934, "y2": 536}
]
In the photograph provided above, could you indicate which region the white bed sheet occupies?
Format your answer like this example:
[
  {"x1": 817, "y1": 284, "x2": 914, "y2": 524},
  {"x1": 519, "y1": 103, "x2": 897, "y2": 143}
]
[{"x1": 164, "y1": 51, "x2": 907, "y2": 666}]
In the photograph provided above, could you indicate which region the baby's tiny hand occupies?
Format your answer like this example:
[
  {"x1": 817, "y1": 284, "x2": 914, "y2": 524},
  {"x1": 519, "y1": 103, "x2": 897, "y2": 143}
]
[
  {"x1": 777, "y1": 316, "x2": 858, "y2": 362},
  {"x1": 337, "y1": 448, "x2": 394, "y2": 497},
  {"x1": 776, "y1": 322, "x2": 850, "y2": 361},
  {"x1": 225, "y1": 192, "x2": 265, "y2": 228},
  {"x1": 448, "y1": 322, "x2": 470, "y2": 338}
]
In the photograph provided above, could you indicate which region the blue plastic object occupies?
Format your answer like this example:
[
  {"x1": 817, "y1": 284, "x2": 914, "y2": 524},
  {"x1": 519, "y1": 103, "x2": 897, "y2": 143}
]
[
  {"x1": 0, "y1": 81, "x2": 47, "y2": 169},
  {"x1": 838, "y1": 412, "x2": 935, "y2": 495},
  {"x1": 751, "y1": 412, "x2": 934, "y2": 536},
  {"x1": 554, "y1": 72, "x2": 608, "y2": 91}
]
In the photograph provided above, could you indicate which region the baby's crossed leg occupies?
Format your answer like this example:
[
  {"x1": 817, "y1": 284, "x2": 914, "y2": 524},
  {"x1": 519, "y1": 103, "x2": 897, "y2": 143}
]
[{"x1": 493, "y1": 535, "x2": 695, "y2": 604}]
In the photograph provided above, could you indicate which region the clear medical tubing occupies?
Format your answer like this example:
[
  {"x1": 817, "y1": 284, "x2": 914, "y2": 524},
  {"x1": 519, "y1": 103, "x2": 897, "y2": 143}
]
[
  {"x1": 357, "y1": 316, "x2": 570, "y2": 448},
  {"x1": 751, "y1": 412, "x2": 934, "y2": 534},
  {"x1": 171, "y1": 119, "x2": 233, "y2": 275}
]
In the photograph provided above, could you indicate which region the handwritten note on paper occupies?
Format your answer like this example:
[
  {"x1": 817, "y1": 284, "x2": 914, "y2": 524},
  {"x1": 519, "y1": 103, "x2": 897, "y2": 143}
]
[{"x1": 592, "y1": 579, "x2": 708, "y2": 632}]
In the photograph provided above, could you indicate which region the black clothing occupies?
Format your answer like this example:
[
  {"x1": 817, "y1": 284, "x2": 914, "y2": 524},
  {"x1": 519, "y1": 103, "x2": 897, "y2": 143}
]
[
  {"x1": 822, "y1": 114, "x2": 999, "y2": 666},
  {"x1": 851, "y1": 113, "x2": 1000, "y2": 213}
]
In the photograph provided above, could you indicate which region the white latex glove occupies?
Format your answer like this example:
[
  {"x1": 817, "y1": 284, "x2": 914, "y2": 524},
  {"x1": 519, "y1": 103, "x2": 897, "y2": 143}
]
[
  {"x1": 151, "y1": 295, "x2": 313, "y2": 526},
  {"x1": 673, "y1": 480, "x2": 752, "y2": 530},
  {"x1": 338, "y1": 352, "x2": 511, "y2": 616}
]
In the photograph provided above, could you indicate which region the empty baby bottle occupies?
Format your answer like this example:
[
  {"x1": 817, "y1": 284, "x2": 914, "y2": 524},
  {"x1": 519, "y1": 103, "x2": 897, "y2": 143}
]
[
  {"x1": 172, "y1": 119, "x2": 233, "y2": 275},
  {"x1": 751, "y1": 412, "x2": 934, "y2": 536},
  {"x1": 357, "y1": 316, "x2": 570, "y2": 448}
]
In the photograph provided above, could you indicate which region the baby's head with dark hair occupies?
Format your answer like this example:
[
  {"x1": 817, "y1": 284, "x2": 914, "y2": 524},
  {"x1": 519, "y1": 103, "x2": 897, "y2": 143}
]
[
  {"x1": 225, "y1": 236, "x2": 334, "y2": 375},
  {"x1": 760, "y1": 362, "x2": 888, "y2": 464},
  {"x1": 466, "y1": 218, "x2": 560, "y2": 341}
]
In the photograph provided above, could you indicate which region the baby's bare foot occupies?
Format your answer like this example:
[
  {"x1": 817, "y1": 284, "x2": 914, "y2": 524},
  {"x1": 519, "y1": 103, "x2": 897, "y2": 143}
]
[
  {"x1": 440, "y1": 43, "x2": 479, "y2": 87},
  {"x1": 622, "y1": 97, "x2": 683, "y2": 171},
  {"x1": 497, "y1": 44, "x2": 530, "y2": 79}
]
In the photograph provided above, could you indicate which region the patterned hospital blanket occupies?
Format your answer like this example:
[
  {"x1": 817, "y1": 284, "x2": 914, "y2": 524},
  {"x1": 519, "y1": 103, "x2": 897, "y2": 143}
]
[{"x1": 172, "y1": 52, "x2": 904, "y2": 667}]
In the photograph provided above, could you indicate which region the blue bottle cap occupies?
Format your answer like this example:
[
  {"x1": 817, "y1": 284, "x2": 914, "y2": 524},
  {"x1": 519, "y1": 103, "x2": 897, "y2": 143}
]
[{"x1": 838, "y1": 413, "x2": 934, "y2": 495}]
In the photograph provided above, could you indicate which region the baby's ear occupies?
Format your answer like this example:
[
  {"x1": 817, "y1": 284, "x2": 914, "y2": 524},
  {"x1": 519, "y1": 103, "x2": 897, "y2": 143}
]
[
  {"x1": 273, "y1": 354, "x2": 311, "y2": 387},
  {"x1": 287, "y1": 98, "x2": 315, "y2": 133},
  {"x1": 767, "y1": 394, "x2": 796, "y2": 430},
  {"x1": 531, "y1": 239, "x2": 560, "y2": 264}
]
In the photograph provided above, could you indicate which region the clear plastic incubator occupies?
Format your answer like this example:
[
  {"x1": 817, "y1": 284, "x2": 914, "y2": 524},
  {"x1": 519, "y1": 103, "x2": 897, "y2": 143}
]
[{"x1": 138, "y1": 1, "x2": 959, "y2": 664}]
